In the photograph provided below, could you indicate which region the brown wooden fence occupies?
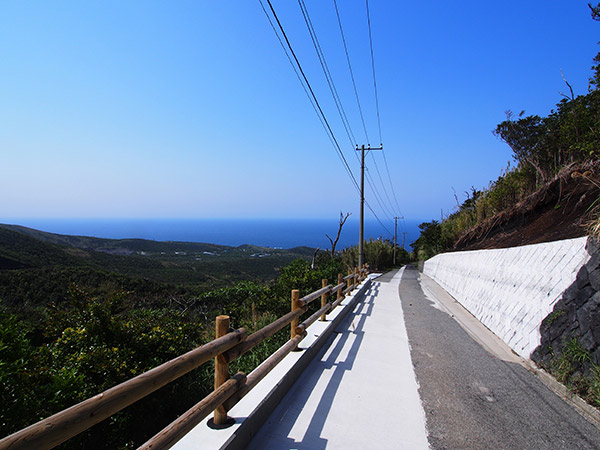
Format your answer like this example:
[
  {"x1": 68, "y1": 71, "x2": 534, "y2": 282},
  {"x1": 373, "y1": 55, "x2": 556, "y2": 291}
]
[{"x1": 0, "y1": 265, "x2": 369, "y2": 450}]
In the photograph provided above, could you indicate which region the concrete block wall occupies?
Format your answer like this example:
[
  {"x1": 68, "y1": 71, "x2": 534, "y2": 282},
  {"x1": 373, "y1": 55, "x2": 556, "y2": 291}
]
[{"x1": 424, "y1": 237, "x2": 590, "y2": 358}]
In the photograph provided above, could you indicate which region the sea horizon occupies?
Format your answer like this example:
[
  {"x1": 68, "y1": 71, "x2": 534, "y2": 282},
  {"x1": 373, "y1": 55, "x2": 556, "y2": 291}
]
[{"x1": 1, "y1": 217, "x2": 423, "y2": 250}]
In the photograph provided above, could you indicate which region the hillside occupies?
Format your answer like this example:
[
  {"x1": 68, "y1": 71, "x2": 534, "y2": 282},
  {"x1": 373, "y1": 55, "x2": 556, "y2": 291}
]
[
  {"x1": 0, "y1": 224, "x2": 315, "y2": 256},
  {"x1": 0, "y1": 224, "x2": 315, "y2": 307},
  {"x1": 0, "y1": 224, "x2": 343, "y2": 448},
  {"x1": 452, "y1": 162, "x2": 598, "y2": 251}
]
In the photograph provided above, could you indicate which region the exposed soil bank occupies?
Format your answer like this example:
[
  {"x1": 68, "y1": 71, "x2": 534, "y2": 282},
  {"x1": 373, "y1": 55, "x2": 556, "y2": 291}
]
[{"x1": 453, "y1": 162, "x2": 600, "y2": 251}]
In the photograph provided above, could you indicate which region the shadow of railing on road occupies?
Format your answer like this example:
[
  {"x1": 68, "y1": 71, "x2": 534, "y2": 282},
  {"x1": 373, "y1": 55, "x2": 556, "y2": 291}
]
[{"x1": 251, "y1": 282, "x2": 379, "y2": 449}]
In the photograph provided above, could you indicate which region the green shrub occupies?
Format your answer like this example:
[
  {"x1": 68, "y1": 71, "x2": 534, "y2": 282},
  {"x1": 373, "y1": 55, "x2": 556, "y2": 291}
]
[{"x1": 341, "y1": 238, "x2": 402, "y2": 271}]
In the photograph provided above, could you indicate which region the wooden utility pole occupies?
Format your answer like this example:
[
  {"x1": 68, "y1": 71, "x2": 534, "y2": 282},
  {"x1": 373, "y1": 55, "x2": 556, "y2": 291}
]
[
  {"x1": 393, "y1": 217, "x2": 398, "y2": 265},
  {"x1": 393, "y1": 216, "x2": 403, "y2": 265},
  {"x1": 356, "y1": 144, "x2": 382, "y2": 268}
]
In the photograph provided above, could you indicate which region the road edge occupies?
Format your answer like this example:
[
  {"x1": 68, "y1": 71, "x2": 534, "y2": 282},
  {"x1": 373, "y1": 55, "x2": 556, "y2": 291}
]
[{"x1": 418, "y1": 270, "x2": 600, "y2": 431}]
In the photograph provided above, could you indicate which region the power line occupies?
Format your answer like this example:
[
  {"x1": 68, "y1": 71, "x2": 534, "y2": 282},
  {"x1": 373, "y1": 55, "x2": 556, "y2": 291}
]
[
  {"x1": 259, "y1": 0, "x2": 395, "y2": 241},
  {"x1": 298, "y1": 0, "x2": 357, "y2": 147},
  {"x1": 363, "y1": 0, "x2": 404, "y2": 225},
  {"x1": 365, "y1": 165, "x2": 395, "y2": 220},
  {"x1": 365, "y1": 199, "x2": 393, "y2": 236},
  {"x1": 333, "y1": 0, "x2": 369, "y2": 144},
  {"x1": 382, "y1": 150, "x2": 403, "y2": 216},
  {"x1": 369, "y1": 151, "x2": 396, "y2": 216},
  {"x1": 366, "y1": 0, "x2": 383, "y2": 145},
  {"x1": 257, "y1": 1, "x2": 323, "y2": 139},
  {"x1": 258, "y1": 0, "x2": 356, "y2": 191},
  {"x1": 260, "y1": 0, "x2": 360, "y2": 193},
  {"x1": 341, "y1": 0, "x2": 397, "y2": 230},
  {"x1": 300, "y1": 0, "x2": 399, "y2": 232},
  {"x1": 300, "y1": 0, "x2": 399, "y2": 237},
  {"x1": 363, "y1": 157, "x2": 397, "y2": 228}
]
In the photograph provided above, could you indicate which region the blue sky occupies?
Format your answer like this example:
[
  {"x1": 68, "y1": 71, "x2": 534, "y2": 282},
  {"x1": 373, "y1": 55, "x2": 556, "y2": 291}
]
[{"x1": 1, "y1": 1, "x2": 598, "y2": 231}]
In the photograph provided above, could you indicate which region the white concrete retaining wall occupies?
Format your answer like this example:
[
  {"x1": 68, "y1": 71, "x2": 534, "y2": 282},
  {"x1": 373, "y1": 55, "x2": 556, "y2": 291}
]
[{"x1": 424, "y1": 237, "x2": 591, "y2": 358}]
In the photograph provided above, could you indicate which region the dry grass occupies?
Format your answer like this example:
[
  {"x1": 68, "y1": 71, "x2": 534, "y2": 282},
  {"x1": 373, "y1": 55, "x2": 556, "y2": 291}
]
[
  {"x1": 453, "y1": 160, "x2": 600, "y2": 250},
  {"x1": 573, "y1": 169, "x2": 600, "y2": 241}
]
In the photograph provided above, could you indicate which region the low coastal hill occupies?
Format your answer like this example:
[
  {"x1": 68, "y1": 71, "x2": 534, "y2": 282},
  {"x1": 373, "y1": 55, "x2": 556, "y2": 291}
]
[{"x1": 0, "y1": 224, "x2": 315, "y2": 307}]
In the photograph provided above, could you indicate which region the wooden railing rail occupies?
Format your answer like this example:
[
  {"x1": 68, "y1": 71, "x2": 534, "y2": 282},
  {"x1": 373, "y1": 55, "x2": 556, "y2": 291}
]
[
  {"x1": 222, "y1": 305, "x2": 308, "y2": 364},
  {"x1": 331, "y1": 281, "x2": 345, "y2": 295},
  {"x1": 332, "y1": 292, "x2": 346, "y2": 310},
  {"x1": 138, "y1": 372, "x2": 247, "y2": 450},
  {"x1": 222, "y1": 332, "x2": 306, "y2": 412},
  {"x1": 299, "y1": 284, "x2": 333, "y2": 307},
  {"x1": 295, "y1": 303, "x2": 332, "y2": 336},
  {"x1": 0, "y1": 265, "x2": 371, "y2": 450},
  {"x1": 343, "y1": 272, "x2": 354, "y2": 281}
]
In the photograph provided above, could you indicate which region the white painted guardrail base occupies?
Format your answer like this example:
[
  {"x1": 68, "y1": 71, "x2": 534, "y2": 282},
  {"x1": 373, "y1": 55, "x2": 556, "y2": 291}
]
[{"x1": 171, "y1": 277, "x2": 374, "y2": 450}]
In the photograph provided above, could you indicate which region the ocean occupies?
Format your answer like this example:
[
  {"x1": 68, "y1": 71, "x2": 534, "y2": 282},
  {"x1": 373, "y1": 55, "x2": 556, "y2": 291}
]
[{"x1": 2, "y1": 218, "x2": 423, "y2": 250}]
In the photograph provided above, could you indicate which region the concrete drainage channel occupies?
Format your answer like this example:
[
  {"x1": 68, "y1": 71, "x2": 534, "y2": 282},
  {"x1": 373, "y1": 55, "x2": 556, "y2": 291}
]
[{"x1": 172, "y1": 276, "x2": 374, "y2": 450}]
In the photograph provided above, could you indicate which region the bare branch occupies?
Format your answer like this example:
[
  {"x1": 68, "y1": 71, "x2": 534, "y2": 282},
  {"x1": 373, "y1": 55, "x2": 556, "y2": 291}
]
[
  {"x1": 451, "y1": 187, "x2": 460, "y2": 209},
  {"x1": 560, "y1": 69, "x2": 575, "y2": 101},
  {"x1": 327, "y1": 212, "x2": 351, "y2": 257},
  {"x1": 311, "y1": 247, "x2": 320, "y2": 269},
  {"x1": 325, "y1": 234, "x2": 334, "y2": 247}
]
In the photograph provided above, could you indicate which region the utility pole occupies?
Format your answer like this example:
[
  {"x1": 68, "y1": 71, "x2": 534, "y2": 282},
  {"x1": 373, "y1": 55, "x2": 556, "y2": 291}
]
[
  {"x1": 356, "y1": 144, "x2": 382, "y2": 268},
  {"x1": 393, "y1": 217, "x2": 398, "y2": 265},
  {"x1": 393, "y1": 216, "x2": 404, "y2": 265}
]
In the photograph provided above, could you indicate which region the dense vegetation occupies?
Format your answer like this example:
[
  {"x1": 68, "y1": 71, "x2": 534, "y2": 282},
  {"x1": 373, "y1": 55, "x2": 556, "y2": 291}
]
[
  {"x1": 0, "y1": 259, "x2": 345, "y2": 448},
  {"x1": 341, "y1": 237, "x2": 410, "y2": 269},
  {"x1": 0, "y1": 223, "x2": 402, "y2": 448},
  {"x1": 412, "y1": 4, "x2": 600, "y2": 260}
]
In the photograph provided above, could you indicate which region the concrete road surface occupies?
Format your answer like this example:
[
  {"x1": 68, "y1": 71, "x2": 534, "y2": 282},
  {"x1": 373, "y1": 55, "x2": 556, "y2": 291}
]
[{"x1": 248, "y1": 270, "x2": 429, "y2": 449}]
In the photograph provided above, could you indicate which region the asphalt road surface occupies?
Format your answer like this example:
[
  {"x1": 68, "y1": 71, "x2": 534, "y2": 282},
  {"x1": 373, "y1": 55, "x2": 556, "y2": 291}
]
[{"x1": 398, "y1": 265, "x2": 600, "y2": 450}]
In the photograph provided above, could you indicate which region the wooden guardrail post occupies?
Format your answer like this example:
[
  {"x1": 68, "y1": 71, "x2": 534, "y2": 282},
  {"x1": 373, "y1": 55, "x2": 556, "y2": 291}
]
[
  {"x1": 320, "y1": 279, "x2": 328, "y2": 321},
  {"x1": 354, "y1": 267, "x2": 358, "y2": 288},
  {"x1": 213, "y1": 315, "x2": 230, "y2": 426},
  {"x1": 337, "y1": 273, "x2": 343, "y2": 303},
  {"x1": 291, "y1": 289, "x2": 301, "y2": 339},
  {"x1": 347, "y1": 269, "x2": 352, "y2": 291}
]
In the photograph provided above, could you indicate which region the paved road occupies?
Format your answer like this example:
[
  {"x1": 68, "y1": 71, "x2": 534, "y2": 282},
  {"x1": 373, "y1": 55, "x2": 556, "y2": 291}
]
[{"x1": 400, "y1": 265, "x2": 600, "y2": 450}]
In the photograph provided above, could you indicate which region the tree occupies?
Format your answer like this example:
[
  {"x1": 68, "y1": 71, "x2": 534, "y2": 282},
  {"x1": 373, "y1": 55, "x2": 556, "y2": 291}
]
[
  {"x1": 341, "y1": 238, "x2": 395, "y2": 271},
  {"x1": 411, "y1": 221, "x2": 443, "y2": 260},
  {"x1": 493, "y1": 111, "x2": 551, "y2": 184},
  {"x1": 590, "y1": 2, "x2": 600, "y2": 21},
  {"x1": 325, "y1": 212, "x2": 351, "y2": 257},
  {"x1": 589, "y1": 3, "x2": 600, "y2": 89}
]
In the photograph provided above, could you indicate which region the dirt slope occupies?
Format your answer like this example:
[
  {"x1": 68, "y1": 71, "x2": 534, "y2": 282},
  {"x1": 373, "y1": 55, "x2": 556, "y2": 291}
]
[{"x1": 453, "y1": 162, "x2": 600, "y2": 251}]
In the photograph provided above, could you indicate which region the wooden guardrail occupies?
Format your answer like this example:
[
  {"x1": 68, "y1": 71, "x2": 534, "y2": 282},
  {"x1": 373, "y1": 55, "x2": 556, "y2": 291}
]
[{"x1": 0, "y1": 265, "x2": 370, "y2": 450}]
